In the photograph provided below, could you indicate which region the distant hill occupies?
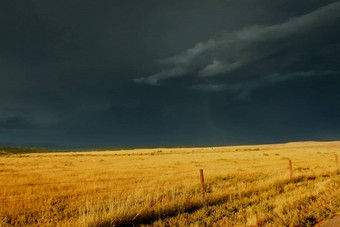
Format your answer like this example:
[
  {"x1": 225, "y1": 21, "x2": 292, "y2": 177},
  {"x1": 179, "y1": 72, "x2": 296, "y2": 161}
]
[{"x1": 0, "y1": 146, "x2": 57, "y2": 155}]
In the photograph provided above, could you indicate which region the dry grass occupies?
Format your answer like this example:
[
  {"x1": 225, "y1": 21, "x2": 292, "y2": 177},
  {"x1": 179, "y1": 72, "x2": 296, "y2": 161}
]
[{"x1": 0, "y1": 141, "x2": 340, "y2": 226}]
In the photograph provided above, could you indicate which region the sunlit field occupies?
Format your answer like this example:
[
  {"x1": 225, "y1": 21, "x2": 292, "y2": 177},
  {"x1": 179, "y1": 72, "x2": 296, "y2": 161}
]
[{"x1": 0, "y1": 141, "x2": 340, "y2": 226}]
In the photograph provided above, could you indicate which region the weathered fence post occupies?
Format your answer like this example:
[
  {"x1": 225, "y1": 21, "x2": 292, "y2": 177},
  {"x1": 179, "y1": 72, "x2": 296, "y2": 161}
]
[
  {"x1": 289, "y1": 160, "x2": 293, "y2": 178},
  {"x1": 335, "y1": 154, "x2": 339, "y2": 171},
  {"x1": 199, "y1": 169, "x2": 205, "y2": 199}
]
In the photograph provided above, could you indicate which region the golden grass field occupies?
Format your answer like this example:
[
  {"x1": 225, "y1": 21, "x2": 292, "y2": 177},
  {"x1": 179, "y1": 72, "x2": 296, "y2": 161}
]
[{"x1": 0, "y1": 141, "x2": 340, "y2": 226}]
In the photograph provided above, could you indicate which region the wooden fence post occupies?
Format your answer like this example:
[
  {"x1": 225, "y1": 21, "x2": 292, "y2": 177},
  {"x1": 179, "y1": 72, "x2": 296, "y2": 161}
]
[
  {"x1": 336, "y1": 154, "x2": 339, "y2": 171},
  {"x1": 199, "y1": 169, "x2": 205, "y2": 199},
  {"x1": 289, "y1": 160, "x2": 293, "y2": 178}
]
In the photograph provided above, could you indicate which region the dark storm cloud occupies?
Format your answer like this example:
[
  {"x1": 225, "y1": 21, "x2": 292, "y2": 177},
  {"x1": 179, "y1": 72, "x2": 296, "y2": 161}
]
[
  {"x1": 0, "y1": 0, "x2": 340, "y2": 148},
  {"x1": 135, "y1": 1, "x2": 340, "y2": 86},
  {"x1": 191, "y1": 70, "x2": 338, "y2": 99}
]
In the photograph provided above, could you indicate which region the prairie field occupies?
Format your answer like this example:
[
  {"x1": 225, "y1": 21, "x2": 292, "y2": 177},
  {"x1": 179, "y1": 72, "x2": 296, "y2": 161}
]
[{"x1": 0, "y1": 141, "x2": 340, "y2": 226}]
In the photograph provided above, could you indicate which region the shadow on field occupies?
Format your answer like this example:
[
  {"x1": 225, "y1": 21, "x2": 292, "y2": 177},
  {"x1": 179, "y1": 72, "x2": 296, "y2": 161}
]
[{"x1": 96, "y1": 173, "x2": 337, "y2": 227}]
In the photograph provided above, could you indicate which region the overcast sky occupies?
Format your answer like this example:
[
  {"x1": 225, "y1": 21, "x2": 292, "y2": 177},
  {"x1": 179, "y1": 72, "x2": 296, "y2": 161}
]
[{"x1": 1, "y1": 0, "x2": 340, "y2": 148}]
